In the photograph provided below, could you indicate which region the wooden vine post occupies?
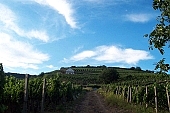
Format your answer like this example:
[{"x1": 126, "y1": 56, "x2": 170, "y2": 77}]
[
  {"x1": 116, "y1": 86, "x2": 118, "y2": 95},
  {"x1": 146, "y1": 86, "x2": 148, "y2": 108},
  {"x1": 23, "y1": 74, "x2": 29, "y2": 113},
  {"x1": 136, "y1": 86, "x2": 138, "y2": 104},
  {"x1": 127, "y1": 86, "x2": 130, "y2": 102},
  {"x1": 129, "y1": 86, "x2": 132, "y2": 103},
  {"x1": 166, "y1": 83, "x2": 170, "y2": 112},
  {"x1": 117, "y1": 86, "x2": 120, "y2": 95},
  {"x1": 41, "y1": 78, "x2": 46, "y2": 113},
  {"x1": 122, "y1": 86, "x2": 126, "y2": 100},
  {"x1": 154, "y1": 86, "x2": 158, "y2": 113}
]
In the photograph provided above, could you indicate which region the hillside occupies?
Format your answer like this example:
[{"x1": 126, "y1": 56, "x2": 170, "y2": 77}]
[
  {"x1": 44, "y1": 66, "x2": 164, "y2": 85},
  {"x1": 5, "y1": 72, "x2": 36, "y2": 79}
]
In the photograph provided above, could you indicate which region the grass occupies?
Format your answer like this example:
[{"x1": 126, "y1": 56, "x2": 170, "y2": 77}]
[{"x1": 98, "y1": 89, "x2": 169, "y2": 113}]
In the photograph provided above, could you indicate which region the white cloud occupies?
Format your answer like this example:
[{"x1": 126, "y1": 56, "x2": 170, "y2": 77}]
[
  {"x1": 0, "y1": 33, "x2": 49, "y2": 69},
  {"x1": 46, "y1": 65, "x2": 54, "y2": 69},
  {"x1": 0, "y1": 4, "x2": 16, "y2": 27},
  {"x1": 46, "y1": 65, "x2": 58, "y2": 69},
  {"x1": 71, "y1": 51, "x2": 96, "y2": 61},
  {"x1": 62, "y1": 58, "x2": 70, "y2": 63},
  {"x1": 33, "y1": 0, "x2": 77, "y2": 28},
  {"x1": 64, "y1": 45, "x2": 154, "y2": 65},
  {"x1": 73, "y1": 46, "x2": 84, "y2": 53},
  {"x1": 83, "y1": 0, "x2": 131, "y2": 4},
  {"x1": 124, "y1": 13, "x2": 153, "y2": 23},
  {"x1": 0, "y1": 3, "x2": 50, "y2": 42},
  {"x1": 12, "y1": 27, "x2": 50, "y2": 42},
  {"x1": 94, "y1": 46, "x2": 153, "y2": 64},
  {"x1": 84, "y1": 0, "x2": 104, "y2": 3},
  {"x1": 25, "y1": 30, "x2": 49, "y2": 42}
]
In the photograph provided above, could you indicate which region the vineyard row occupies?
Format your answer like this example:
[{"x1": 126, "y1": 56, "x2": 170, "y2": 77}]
[
  {"x1": 2, "y1": 75, "x2": 83, "y2": 113},
  {"x1": 100, "y1": 81, "x2": 170, "y2": 113}
]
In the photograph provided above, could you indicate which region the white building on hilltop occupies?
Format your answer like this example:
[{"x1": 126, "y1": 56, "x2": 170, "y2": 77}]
[{"x1": 66, "y1": 68, "x2": 74, "y2": 74}]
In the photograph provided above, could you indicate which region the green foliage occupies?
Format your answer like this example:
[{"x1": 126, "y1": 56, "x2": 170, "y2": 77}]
[
  {"x1": 129, "y1": 67, "x2": 135, "y2": 70},
  {"x1": 101, "y1": 84, "x2": 162, "y2": 112},
  {"x1": 47, "y1": 67, "x2": 170, "y2": 86},
  {"x1": 47, "y1": 66, "x2": 164, "y2": 85},
  {"x1": 155, "y1": 58, "x2": 170, "y2": 72},
  {"x1": 38, "y1": 72, "x2": 45, "y2": 77},
  {"x1": 135, "y1": 66, "x2": 142, "y2": 71},
  {"x1": 145, "y1": 0, "x2": 170, "y2": 72},
  {"x1": 2, "y1": 75, "x2": 83, "y2": 113},
  {"x1": 3, "y1": 76, "x2": 24, "y2": 113},
  {"x1": 0, "y1": 63, "x2": 5, "y2": 113},
  {"x1": 100, "y1": 79, "x2": 170, "y2": 112},
  {"x1": 0, "y1": 63, "x2": 5, "y2": 95},
  {"x1": 99, "y1": 68, "x2": 119, "y2": 84},
  {"x1": 98, "y1": 89, "x2": 157, "y2": 113},
  {"x1": 58, "y1": 74, "x2": 101, "y2": 85}
]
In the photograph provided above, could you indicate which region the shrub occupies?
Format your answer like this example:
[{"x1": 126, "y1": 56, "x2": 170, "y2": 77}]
[{"x1": 99, "y1": 68, "x2": 119, "y2": 84}]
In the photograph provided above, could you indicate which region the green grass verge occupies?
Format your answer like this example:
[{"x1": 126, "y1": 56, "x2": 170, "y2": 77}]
[{"x1": 98, "y1": 89, "x2": 169, "y2": 113}]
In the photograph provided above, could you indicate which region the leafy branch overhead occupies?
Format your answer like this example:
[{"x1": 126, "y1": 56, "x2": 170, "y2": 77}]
[
  {"x1": 155, "y1": 58, "x2": 170, "y2": 72},
  {"x1": 145, "y1": 0, "x2": 170, "y2": 72}
]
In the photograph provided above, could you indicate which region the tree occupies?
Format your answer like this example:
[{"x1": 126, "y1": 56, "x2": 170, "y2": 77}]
[
  {"x1": 145, "y1": 0, "x2": 170, "y2": 72},
  {"x1": 39, "y1": 72, "x2": 45, "y2": 77},
  {"x1": 99, "y1": 68, "x2": 119, "y2": 84},
  {"x1": 86, "y1": 65, "x2": 91, "y2": 68},
  {"x1": 0, "y1": 63, "x2": 5, "y2": 112},
  {"x1": 135, "y1": 66, "x2": 142, "y2": 71},
  {"x1": 71, "y1": 66, "x2": 76, "y2": 68},
  {"x1": 130, "y1": 67, "x2": 135, "y2": 70},
  {"x1": 0, "y1": 63, "x2": 5, "y2": 96}
]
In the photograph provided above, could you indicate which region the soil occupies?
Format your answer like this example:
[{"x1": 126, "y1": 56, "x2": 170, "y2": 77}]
[{"x1": 68, "y1": 91, "x2": 132, "y2": 113}]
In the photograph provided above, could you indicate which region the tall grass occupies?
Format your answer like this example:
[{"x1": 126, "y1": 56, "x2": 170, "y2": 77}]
[{"x1": 98, "y1": 89, "x2": 168, "y2": 113}]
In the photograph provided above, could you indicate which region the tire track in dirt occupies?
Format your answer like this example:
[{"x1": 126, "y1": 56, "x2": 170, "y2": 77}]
[
  {"x1": 70, "y1": 91, "x2": 132, "y2": 113},
  {"x1": 71, "y1": 91, "x2": 111, "y2": 113}
]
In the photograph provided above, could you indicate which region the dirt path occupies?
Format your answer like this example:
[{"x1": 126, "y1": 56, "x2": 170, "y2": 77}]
[{"x1": 69, "y1": 91, "x2": 130, "y2": 113}]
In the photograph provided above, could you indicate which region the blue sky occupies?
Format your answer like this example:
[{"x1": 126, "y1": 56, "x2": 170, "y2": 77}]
[{"x1": 0, "y1": 0, "x2": 168, "y2": 74}]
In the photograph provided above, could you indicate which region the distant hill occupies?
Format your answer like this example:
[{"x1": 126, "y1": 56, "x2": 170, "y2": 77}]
[
  {"x1": 58, "y1": 66, "x2": 154, "y2": 76},
  {"x1": 43, "y1": 66, "x2": 158, "y2": 85},
  {"x1": 5, "y1": 72, "x2": 36, "y2": 79}
]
